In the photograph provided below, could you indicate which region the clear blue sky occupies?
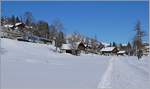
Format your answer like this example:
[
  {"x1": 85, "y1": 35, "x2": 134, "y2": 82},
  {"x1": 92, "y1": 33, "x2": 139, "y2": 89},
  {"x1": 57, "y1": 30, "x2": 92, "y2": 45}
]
[{"x1": 2, "y1": 1, "x2": 149, "y2": 44}]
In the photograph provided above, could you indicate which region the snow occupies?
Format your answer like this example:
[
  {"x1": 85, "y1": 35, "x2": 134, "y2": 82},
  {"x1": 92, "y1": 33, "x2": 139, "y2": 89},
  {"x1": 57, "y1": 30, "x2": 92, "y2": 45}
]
[
  {"x1": 61, "y1": 43, "x2": 72, "y2": 50},
  {"x1": 97, "y1": 57, "x2": 115, "y2": 88},
  {"x1": 15, "y1": 22, "x2": 22, "y2": 26},
  {"x1": 101, "y1": 47, "x2": 116, "y2": 52},
  {"x1": 117, "y1": 50, "x2": 126, "y2": 54},
  {"x1": 0, "y1": 38, "x2": 150, "y2": 89},
  {"x1": 4, "y1": 24, "x2": 14, "y2": 28}
]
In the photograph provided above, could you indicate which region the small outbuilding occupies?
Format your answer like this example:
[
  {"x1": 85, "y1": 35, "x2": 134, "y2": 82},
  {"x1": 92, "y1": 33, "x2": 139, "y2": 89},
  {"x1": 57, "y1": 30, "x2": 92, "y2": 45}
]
[{"x1": 61, "y1": 44, "x2": 73, "y2": 54}]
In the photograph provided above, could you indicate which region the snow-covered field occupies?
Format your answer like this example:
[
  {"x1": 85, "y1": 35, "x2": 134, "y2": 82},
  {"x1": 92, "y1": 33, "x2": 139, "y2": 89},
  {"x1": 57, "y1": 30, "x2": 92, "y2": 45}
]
[{"x1": 0, "y1": 38, "x2": 149, "y2": 89}]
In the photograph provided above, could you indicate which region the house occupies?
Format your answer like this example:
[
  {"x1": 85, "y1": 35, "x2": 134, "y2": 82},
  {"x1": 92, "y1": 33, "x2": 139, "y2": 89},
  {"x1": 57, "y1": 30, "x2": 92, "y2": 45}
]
[
  {"x1": 0, "y1": 26, "x2": 23, "y2": 39},
  {"x1": 61, "y1": 44, "x2": 73, "y2": 54},
  {"x1": 61, "y1": 41, "x2": 86, "y2": 55},
  {"x1": 85, "y1": 43, "x2": 92, "y2": 53},
  {"x1": 1, "y1": 23, "x2": 26, "y2": 39},
  {"x1": 142, "y1": 43, "x2": 149, "y2": 56},
  {"x1": 15, "y1": 22, "x2": 26, "y2": 29},
  {"x1": 101, "y1": 47, "x2": 119, "y2": 55},
  {"x1": 76, "y1": 42, "x2": 86, "y2": 52},
  {"x1": 117, "y1": 50, "x2": 126, "y2": 56}
]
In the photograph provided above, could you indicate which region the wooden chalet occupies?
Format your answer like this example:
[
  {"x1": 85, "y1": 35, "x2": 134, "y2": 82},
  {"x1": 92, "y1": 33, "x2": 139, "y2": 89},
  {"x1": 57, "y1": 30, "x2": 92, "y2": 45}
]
[{"x1": 101, "y1": 47, "x2": 119, "y2": 55}]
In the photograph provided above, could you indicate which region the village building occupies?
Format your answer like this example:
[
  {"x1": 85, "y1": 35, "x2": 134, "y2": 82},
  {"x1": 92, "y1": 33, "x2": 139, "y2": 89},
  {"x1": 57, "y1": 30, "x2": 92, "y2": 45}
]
[
  {"x1": 76, "y1": 42, "x2": 86, "y2": 52},
  {"x1": 61, "y1": 41, "x2": 86, "y2": 55},
  {"x1": 101, "y1": 47, "x2": 119, "y2": 55},
  {"x1": 85, "y1": 43, "x2": 92, "y2": 53},
  {"x1": 142, "y1": 43, "x2": 149, "y2": 56},
  {"x1": 0, "y1": 26, "x2": 22, "y2": 39}
]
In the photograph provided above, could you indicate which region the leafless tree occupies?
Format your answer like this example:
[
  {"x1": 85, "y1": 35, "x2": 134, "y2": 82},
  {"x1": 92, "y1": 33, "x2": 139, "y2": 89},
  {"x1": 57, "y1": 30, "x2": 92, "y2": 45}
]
[{"x1": 132, "y1": 20, "x2": 145, "y2": 55}]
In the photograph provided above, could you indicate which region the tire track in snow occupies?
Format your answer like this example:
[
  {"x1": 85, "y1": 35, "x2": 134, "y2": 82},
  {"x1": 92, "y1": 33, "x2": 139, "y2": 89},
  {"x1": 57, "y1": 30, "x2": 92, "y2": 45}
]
[{"x1": 97, "y1": 57, "x2": 116, "y2": 89}]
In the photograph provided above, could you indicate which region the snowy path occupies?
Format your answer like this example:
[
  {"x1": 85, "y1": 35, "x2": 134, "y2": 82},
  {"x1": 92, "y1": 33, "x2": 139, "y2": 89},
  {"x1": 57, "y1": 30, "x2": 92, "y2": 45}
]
[
  {"x1": 97, "y1": 56, "x2": 149, "y2": 89},
  {"x1": 97, "y1": 57, "x2": 115, "y2": 89},
  {"x1": 111, "y1": 57, "x2": 149, "y2": 89}
]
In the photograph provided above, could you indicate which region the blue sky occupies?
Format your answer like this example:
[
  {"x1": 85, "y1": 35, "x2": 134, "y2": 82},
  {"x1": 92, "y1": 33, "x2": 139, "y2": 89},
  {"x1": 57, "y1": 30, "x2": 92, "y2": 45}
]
[{"x1": 2, "y1": 1, "x2": 149, "y2": 43}]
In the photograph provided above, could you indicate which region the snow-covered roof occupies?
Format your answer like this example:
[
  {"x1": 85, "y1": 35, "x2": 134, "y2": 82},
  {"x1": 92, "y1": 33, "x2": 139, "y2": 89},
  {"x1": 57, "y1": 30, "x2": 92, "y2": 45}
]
[
  {"x1": 117, "y1": 51, "x2": 126, "y2": 54},
  {"x1": 61, "y1": 44, "x2": 72, "y2": 50},
  {"x1": 15, "y1": 22, "x2": 22, "y2": 26},
  {"x1": 4, "y1": 24, "x2": 14, "y2": 28},
  {"x1": 101, "y1": 47, "x2": 115, "y2": 52}
]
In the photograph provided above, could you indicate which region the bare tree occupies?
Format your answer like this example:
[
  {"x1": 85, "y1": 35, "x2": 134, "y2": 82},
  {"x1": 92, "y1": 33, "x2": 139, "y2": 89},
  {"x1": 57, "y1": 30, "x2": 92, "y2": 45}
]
[
  {"x1": 132, "y1": 20, "x2": 145, "y2": 55},
  {"x1": 51, "y1": 19, "x2": 65, "y2": 51},
  {"x1": 67, "y1": 32, "x2": 83, "y2": 50},
  {"x1": 49, "y1": 24, "x2": 57, "y2": 40},
  {"x1": 133, "y1": 21, "x2": 145, "y2": 55}
]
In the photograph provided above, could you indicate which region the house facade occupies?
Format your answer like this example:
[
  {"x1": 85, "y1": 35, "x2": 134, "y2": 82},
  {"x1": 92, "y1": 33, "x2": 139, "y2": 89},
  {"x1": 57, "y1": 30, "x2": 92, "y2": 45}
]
[
  {"x1": 101, "y1": 47, "x2": 119, "y2": 55},
  {"x1": 60, "y1": 41, "x2": 86, "y2": 55}
]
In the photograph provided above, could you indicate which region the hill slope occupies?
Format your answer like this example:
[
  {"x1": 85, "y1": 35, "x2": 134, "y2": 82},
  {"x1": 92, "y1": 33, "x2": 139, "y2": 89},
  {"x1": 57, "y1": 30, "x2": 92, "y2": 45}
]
[{"x1": 0, "y1": 38, "x2": 149, "y2": 89}]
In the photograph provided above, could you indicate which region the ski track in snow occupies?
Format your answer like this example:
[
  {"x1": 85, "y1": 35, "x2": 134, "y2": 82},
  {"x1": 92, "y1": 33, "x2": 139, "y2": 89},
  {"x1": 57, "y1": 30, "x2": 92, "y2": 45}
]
[{"x1": 97, "y1": 57, "x2": 116, "y2": 89}]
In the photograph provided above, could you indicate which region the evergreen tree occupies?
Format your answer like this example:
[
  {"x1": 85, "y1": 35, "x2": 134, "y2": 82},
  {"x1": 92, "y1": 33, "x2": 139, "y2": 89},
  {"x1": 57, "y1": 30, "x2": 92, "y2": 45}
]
[
  {"x1": 11, "y1": 15, "x2": 16, "y2": 25},
  {"x1": 16, "y1": 16, "x2": 20, "y2": 23},
  {"x1": 109, "y1": 43, "x2": 112, "y2": 47},
  {"x1": 119, "y1": 43, "x2": 123, "y2": 50},
  {"x1": 112, "y1": 42, "x2": 117, "y2": 47}
]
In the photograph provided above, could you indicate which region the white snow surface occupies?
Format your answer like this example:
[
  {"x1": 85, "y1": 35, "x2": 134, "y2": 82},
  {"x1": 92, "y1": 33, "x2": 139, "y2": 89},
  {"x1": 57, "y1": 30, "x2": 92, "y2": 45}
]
[
  {"x1": 101, "y1": 47, "x2": 115, "y2": 52},
  {"x1": 15, "y1": 22, "x2": 22, "y2": 26},
  {"x1": 61, "y1": 44, "x2": 72, "y2": 50},
  {"x1": 117, "y1": 50, "x2": 125, "y2": 54},
  {"x1": 0, "y1": 38, "x2": 150, "y2": 89}
]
